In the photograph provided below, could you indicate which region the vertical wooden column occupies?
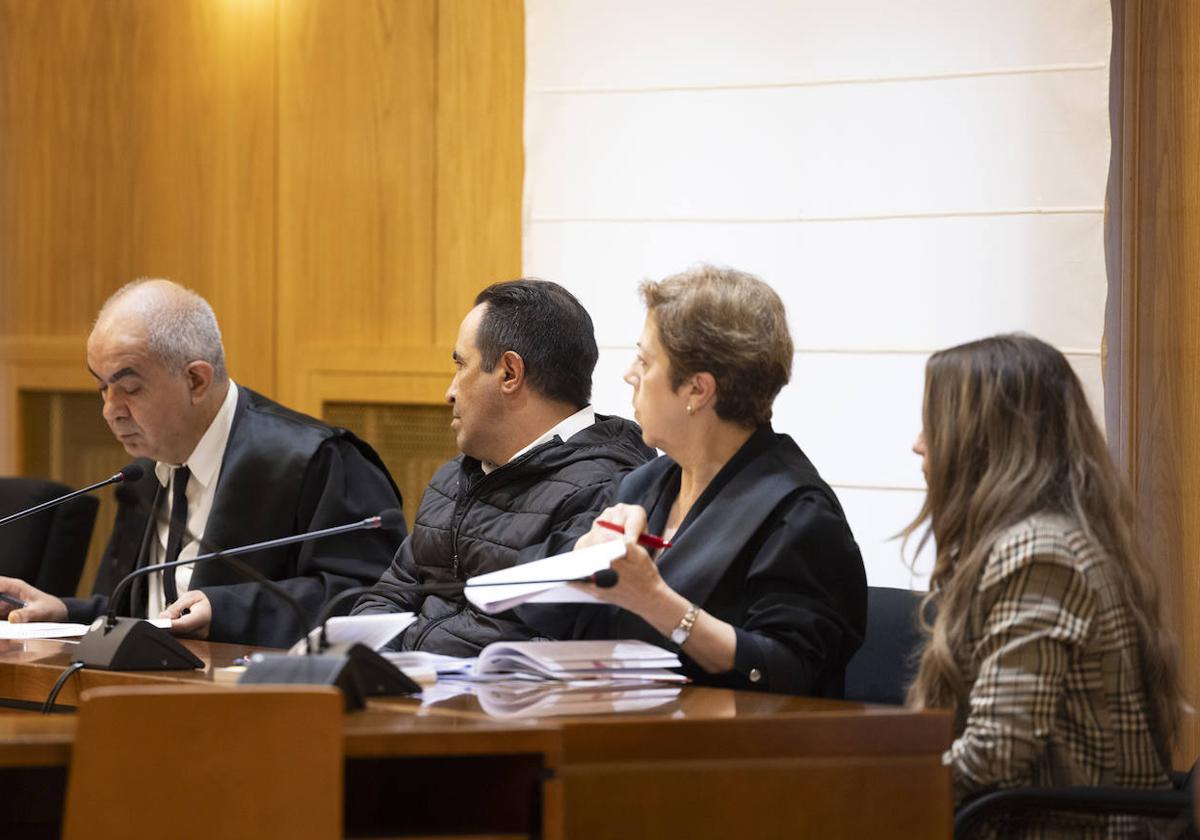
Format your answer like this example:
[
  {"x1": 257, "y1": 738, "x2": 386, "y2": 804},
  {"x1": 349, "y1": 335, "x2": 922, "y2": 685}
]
[
  {"x1": 0, "y1": 1, "x2": 136, "y2": 474},
  {"x1": 128, "y1": 0, "x2": 279, "y2": 396},
  {"x1": 1113, "y1": 0, "x2": 1200, "y2": 764},
  {"x1": 276, "y1": 0, "x2": 439, "y2": 413},
  {"x1": 434, "y1": 0, "x2": 525, "y2": 347}
]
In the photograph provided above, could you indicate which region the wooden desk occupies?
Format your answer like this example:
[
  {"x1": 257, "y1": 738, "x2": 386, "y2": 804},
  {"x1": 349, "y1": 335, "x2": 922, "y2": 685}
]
[{"x1": 0, "y1": 638, "x2": 953, "y2": 839}]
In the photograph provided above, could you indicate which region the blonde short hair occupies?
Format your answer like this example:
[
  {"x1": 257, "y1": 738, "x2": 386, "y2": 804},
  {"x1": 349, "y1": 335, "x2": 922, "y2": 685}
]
[{"x1": 640, "y1": 265, "x2": 792, "y2": 426}]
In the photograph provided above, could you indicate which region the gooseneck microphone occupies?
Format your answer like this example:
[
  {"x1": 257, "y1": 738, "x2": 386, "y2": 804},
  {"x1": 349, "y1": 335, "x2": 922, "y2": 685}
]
[
  {"x1": 74, "y1": 510, "x2": 405, "y2": 673},
  {"x1": 0, "y1": 463, "x2": 145, "y2": 528},
  {"x1": 101, "y1": 509, "x2": 404, "y2": 631}
]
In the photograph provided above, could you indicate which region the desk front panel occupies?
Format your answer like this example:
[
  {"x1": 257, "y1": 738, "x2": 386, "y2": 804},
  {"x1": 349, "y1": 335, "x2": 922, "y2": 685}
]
[{"x1": 0, "y1": 637, "x2": 953, "y2": 839}]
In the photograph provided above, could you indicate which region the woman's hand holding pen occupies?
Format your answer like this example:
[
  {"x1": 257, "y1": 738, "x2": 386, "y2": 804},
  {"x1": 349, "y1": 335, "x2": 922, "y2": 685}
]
[
  {"x1": 576, "y1": 503, "x2": 648, "y2": 549},
  {"x1": 573, "y1": 504, "x2": 736, "y2": 674},
  {"x1": 574, "y1": 504, "x2": 687, "y2": 624}
]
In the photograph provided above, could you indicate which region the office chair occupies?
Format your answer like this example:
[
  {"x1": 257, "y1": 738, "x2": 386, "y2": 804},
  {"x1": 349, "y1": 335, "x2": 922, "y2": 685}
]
[
  {"x1": 954, "y1": 765, "x2": 1196, "y2": 839},
  {"x1": 62, "y1": 685, "x2": 344, "y2": 840},
  {"x1": 0, "y1": 477, "x2": 99, "y2": 596},
  {"x1": 845, "y1": 590, "x2": 1196, "y2": 837},
  {"x1": 844, "y1": 586, "x2": 926, "y2": 705}
]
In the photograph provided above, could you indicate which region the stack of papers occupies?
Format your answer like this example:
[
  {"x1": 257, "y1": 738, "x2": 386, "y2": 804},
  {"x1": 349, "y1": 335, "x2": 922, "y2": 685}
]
[
  {"x1": 387, "y1": 641, "x2": 685, "y2": 686},
  {"x1": 473, "y1": 681, "x2": 682, "y2": 719},
  {"x1": 464, "y1": 639, "x2": 686, "y2": 684}
]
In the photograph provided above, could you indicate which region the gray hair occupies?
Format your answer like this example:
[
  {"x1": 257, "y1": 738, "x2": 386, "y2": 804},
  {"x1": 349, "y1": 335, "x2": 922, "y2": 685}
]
[{"x1": 97, "y1": 279, "x2": 228, "y2": 382}]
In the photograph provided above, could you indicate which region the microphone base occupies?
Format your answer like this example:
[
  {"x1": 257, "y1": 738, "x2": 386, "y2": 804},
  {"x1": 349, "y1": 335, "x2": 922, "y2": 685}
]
[
  {"x1": 238, "y1": 642, "x2": 421, "y2": 711},
  {"x1": 75, "y1": 617, "x2": 205, "y2": 671}
]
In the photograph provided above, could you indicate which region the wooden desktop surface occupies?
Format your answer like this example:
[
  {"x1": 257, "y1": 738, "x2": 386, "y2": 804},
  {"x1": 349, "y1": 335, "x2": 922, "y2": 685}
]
[{"x1": 0, "y1": 637, "x2": 954, "y2": 839}]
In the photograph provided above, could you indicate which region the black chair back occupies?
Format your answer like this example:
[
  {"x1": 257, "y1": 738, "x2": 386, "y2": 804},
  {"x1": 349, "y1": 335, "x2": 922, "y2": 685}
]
[
  {"x1": 844, "y1": 585, "x2": 926, "y2": 705},
  {"x1": 0, "y1": 477, "x2": 99, "y2": 596}
]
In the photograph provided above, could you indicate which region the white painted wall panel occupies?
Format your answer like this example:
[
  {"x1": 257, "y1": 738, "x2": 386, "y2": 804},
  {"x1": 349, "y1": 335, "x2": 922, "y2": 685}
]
[
  {"x1": 528, "y1": 70, "x2": 1108, "y2": 221},
  {"x1": 779, "y1": 352, "x2": 928, "y2": 491},
  {"x1": 836, "y1": 487, "x2": 933, "y2": 589},
  {"x1": 526, "y1": 0, "x2": 1112, "y2": 593},
  {"x1": 528, "y1": 0, "x2": 1108, "y2": 90},
  {"x1": 527, "y1": 214, "x2": 1106, "y2": 351}
]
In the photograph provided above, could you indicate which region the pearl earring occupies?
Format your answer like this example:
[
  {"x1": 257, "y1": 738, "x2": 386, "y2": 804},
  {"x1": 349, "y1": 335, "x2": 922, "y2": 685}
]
[{"x1": 686, "y1": 405, "x2": 694, "y2": 415}]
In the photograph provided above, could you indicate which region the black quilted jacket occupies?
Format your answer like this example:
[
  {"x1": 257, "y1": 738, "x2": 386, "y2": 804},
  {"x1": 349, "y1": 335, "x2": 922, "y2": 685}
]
[{"x1": 351, "y1": 414, "x2": 653, "y2": 655}]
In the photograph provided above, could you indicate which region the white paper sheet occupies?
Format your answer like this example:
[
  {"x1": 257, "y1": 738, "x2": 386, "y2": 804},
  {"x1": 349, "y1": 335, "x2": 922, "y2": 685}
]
[
  {"x1": 289, "y1": 612, "x2": 417, "y2": 654},
  {"x1": 0, "y1": 622, "x2": 89, "y2": 639},
  {"x1": 0, "y1": 617, "x2": 171, "y2": 639},
  {"x1": 464, "y1": 539, "x2": 626, "y2": 613}
]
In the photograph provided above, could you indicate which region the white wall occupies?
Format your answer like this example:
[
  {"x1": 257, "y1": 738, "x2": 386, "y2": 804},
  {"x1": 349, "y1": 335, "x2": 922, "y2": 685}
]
[{"x1": 523, "y1": 0, "x2": 1111, "y2": 589}]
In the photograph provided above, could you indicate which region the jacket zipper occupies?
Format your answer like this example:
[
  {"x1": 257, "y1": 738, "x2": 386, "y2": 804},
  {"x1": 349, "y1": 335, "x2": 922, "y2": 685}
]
[
  {"x1": 412, "y1": 609, "x2": 458, "y2": 649},
  {"x1": 413, "y1": 445, "x2": 557, "y2": 649}
]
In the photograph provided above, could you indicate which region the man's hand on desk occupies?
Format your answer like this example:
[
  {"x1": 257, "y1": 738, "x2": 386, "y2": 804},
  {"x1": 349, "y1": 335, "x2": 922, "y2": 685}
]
[
  {"x1": 0, "y1": 576, "x2": 67, "y2": 623},
  {"x1": 161, "y1": 590, "x2": 211, "y2": 639}
]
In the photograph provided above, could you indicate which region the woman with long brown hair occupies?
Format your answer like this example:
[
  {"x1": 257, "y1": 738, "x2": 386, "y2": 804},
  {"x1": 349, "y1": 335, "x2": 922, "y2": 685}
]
[{"x1": 905, "y1": 334, "x2": 1180, "y2": 838}]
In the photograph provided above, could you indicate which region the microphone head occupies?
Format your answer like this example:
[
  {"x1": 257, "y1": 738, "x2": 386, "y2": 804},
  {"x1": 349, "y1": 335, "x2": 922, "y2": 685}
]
[
  {"x1": 117, "y1": 463, "x2": 145, "y2": 483},
  {"x1": 376, "y1": 508, "x2": 405, "y2": 530},
  {"x1": 592, "y1": 568, "x2": 619, "y2": 588}
]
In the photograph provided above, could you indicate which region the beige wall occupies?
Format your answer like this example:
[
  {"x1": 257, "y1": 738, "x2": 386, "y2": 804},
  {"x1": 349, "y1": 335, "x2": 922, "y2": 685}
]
[{"x1": 523, "y1": 0, "x2": 1113, "y2": 591}]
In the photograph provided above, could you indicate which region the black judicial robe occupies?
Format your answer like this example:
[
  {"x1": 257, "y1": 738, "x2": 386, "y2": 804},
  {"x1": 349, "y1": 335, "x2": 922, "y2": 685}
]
[
  {"x1": 520, "y1": 425, "x2": 867, "y2": 696},
  {"x1": 65, "y1": 387, "x2": 406, "y2": 648}
]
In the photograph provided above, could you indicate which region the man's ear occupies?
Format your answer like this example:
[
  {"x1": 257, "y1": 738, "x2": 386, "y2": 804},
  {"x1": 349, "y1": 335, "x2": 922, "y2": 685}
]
[
  {"x1": 498, "y1": 350, "x2": 526, "y2": 395},
  {"x1": 184, "y1": 361, "x2": 216, "y2": 404}
]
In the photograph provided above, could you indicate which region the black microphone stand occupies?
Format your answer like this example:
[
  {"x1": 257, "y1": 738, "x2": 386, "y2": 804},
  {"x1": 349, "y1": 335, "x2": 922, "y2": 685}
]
[
  {"x1": 236, "y1": 579, "x2": 425, "y2": 707},
  {"x1": 74, "y1": 513, "x2": 401, "y2": 689},
  {"x1": 0, "y1": 464, "x2": 144, "y2": 528},
  {"x1": 102, "y1": 518, "x2": 385, "y2": 639}
]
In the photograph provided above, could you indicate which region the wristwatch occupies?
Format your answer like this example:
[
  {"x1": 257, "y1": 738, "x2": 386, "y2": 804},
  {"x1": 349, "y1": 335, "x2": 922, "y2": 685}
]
[{"x1": 670, "y1": 603, "x2": 700, "y2": 647}]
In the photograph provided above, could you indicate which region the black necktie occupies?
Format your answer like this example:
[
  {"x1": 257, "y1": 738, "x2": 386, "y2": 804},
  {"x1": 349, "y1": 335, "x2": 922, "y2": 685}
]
[{"x1": 163, "y1": 466, "x2": 190, "y2": 606}]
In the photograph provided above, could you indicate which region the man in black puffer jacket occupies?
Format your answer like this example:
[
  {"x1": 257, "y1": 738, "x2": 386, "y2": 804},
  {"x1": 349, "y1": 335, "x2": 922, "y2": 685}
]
[{"x1": 353, "y1": 279, "x2": 653, "y2": 654}]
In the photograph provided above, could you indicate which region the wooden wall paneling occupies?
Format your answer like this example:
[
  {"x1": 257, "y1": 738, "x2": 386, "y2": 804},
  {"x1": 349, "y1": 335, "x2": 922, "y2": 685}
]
[
  {"x1": 0, "y1": 0, "x2": 526, "y2": 558},
  {"x1": 433, "y1": 0, "x2": 525, "y2": 347},
  {"x1": 277, "y1": 0, "x2": 438, "y2": 414},
  {"x1": 308, "y1": 369, "x2": 453, "y2": 407},
  {"x1": 1104, "y1": 0, "x2": 1130, "y2": 473},
  {"x1": 20, "y1": 389, "x2": 127, "y2": 597},
  {"x1": 9, "y1": 354, "x2": 122, "y2": 595},
  {"x1": 0, "y1": 1, "x2": 134, "y2": 339},
  {"x1": 128, "y1": 0, "x2": 279, "y2": 397},
  {"x1": 0, "y1": 338, "x2": 89, "y2": 474},
  {"x1": 10, "y1": 355, "x2": 100, "y2": 442},
  {"x1": 1116, "y1": 0, "x2": 1200, "y2": 765},
  {"x1": 0, "y1": 363, "x2": 14, "y2": 475},
  {"x1": 324, "y1": 399, "x2": 458, "y2": 528},
  {"x1": 563, "y1": 757, "x2": 949, "y2": 839}
]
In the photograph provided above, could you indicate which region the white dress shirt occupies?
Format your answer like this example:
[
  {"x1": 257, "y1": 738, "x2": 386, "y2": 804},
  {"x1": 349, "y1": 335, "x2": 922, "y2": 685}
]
[
  {"x1": 481, "y1": 405, "x2": 596, "y2": 475},
  {"x1": 147, "y1": 381, "x2": 239, "y2": 616}
]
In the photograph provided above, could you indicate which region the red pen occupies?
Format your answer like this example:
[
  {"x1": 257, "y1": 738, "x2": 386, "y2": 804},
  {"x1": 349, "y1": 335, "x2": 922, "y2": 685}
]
[{"x1": 597, "y1": 519, "x2": 673, "y2": 550}]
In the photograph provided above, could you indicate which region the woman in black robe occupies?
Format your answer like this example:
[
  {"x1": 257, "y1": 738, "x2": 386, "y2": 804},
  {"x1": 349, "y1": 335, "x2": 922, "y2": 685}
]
[{"x1": 521, "y1": 265, "x2": 867, "y2": 696}]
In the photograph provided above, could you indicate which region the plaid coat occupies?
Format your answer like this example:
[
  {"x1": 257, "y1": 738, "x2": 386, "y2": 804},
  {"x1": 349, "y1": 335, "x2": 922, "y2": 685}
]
[{"x1": 950, "y1": 513, "x2": 1172, "y2": 839}]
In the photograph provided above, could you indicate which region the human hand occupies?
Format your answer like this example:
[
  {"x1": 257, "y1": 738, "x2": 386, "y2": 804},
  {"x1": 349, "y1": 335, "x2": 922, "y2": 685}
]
[
  {"x1": 161, "y1": 590, "x2": 211, "y2": 639},
  {"x1": 575, "y1": 503, "x2": 649, "y2": 549},
  {"x1": 0, "y1": 576, "x2": 67, "y2": 623}
]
